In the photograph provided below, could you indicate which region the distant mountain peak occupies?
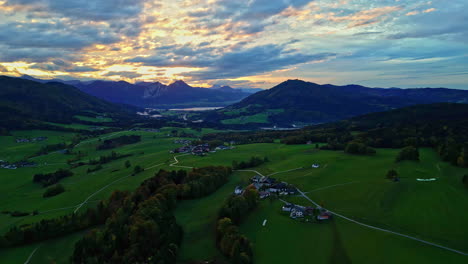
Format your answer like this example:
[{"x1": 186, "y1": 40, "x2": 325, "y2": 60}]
[{"x1": 169, "y1": 80, "x2": 190, "y2": 87}]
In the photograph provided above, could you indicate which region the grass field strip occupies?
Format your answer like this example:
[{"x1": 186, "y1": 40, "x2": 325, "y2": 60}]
[
  {"x1": 242, "y1": 168, "x2": 468, "y2": 256},
  {"x1": 73, "y1": 161, "x2": 165, "y2": 213}
]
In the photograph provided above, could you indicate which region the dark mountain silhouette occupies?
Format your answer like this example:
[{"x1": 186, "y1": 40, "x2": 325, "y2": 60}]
[
  {"x1": 19, "y1": 76, "x2": 253, "y2": 108},
  {"x1": 212, "y1": 79, "x2": 468, "y2": 126},
  {"x1": 0, "y1": 76, "x2": 136, "y2": 129}
]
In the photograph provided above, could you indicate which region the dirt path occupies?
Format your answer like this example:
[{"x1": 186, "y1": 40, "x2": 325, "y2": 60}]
[
  {"x1": 303, "y1": 181, "x2": 359, "y2": 194},
  {"x1": 267, "y1": 167, "x2": 304, "y2": 177},
  {"x1": 73, "y1": 161, "x2": 165, "y2": 213},
  {"x1": 24, "y1": 246, "x2": 40, "y2": 264},
  {"x1": 169, "y1": 154, "x2": 194, "y2": 169}
]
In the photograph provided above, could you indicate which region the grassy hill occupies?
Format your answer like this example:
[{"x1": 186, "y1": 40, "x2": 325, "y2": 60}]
[
  {"x1": 0, "y1": 76, "x2": 137, "y2": 131},
  {"x1": 207, "y1": 80, "x2": 468, "y2": 127}
]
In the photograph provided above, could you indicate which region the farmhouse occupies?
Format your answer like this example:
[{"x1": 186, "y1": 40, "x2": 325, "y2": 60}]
[
  {"x1": 312, "y1": 164, "x2": 320, "y2": 168},
  {"x1": 269, "y1": 182, "x2": 288, "y2": 193},
  {"x1": 282, "y1": 203, "x2": 294, "y2": 212},
  {"x1": 234, "y1": 186, "x2": 244, "y2": 195},
  {"x1": 290, "y1": 206, "x2": 306, "y2": 219},
  {"x1": 251, "y1": 175, "x2": 262, "y2": 183},
  {"x1": 259, "y1": 191, "x2": 270, "y2": 199},
  {"x1": 215, "y1": 145, "x2": 231, "y2": 151},
  {"x1": 317, "y1": 210, "x2": 332, "y2": 221}
]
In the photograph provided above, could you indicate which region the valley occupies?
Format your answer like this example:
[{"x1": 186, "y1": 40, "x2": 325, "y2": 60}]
[
  {"x1": 0, "y1": 124, "x2": 467, "y2": 263},
  {"x1": 0, "y1": 76, "x2": 467, "y2": 263}
]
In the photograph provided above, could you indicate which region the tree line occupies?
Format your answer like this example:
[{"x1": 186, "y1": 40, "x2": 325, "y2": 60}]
[
  {"x1": 216, "y1": 187, "x2": 259, "y2": 264},
  {"x1": 2, "y1": 165, "x2": 234, "y2": 264},
  {"x1": 96, "y1": 135, "x2": 141, "y2": 150},
  {"x1": 72, "y1": 166, "x2": 232, "y2": 263},
  {"x1": 33, "y1": 168, "x2": 73, "y2": 187},
  {"x1": 232, "y1": 156, "x2": 269, "y2": 170}
]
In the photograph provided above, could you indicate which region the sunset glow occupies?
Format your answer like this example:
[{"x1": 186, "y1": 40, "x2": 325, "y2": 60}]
[{"x1": 0, "y1": 0, "x2": 466, "y2": 88}]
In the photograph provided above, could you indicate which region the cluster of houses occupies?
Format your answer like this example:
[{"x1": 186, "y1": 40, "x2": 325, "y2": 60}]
[
  {"x1": 171, "y1": 141, "x2": 234, "y2": 156},
  {"x1": 171, "y1": 143, "x2": 211, "y2": 156},
  {"x1": 248, "y1": 175, "x2": 298, "y2": 199},
  {"x1": 232, "y1": 174, "x2": 333, "y2": 223},
  {"x1": 0, "y1": 160, "x2": 37, "y2": 169},
  {"x1": 282, "y1": 203, "x2": 332, "y2": 221},
  {"x1": 15, "y1": 137, "x2": 47, "y2": 143}
]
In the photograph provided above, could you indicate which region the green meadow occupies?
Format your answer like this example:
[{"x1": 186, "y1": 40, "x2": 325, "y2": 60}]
[
  {"x1": 0, "y1": 127, "x2": 467, "y2": 263},
  {"x1": 172, "y1": 145, "x2": 468, "y2": 263}
]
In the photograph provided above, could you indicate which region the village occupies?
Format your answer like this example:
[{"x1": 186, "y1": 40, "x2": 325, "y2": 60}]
[
  {"x1": 234, "y1": 171, "x2": 332, "y2": 223},
  {"x1": 170, "y1": 140, "x2": 234, "y2": 156},
  {"x1": 0, "y1": 160, "x2": 37, "y2": 170},
  {"x1": 15, "y1": 136, "x2": 48, "y2": 143}
]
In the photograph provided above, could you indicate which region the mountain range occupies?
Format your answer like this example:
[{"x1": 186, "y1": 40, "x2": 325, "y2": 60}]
[
  {"x1": 19, "y1": 75, "x2": 255, "y2": 108},
  {"x1": 208, "y1": 79, "x2": 468, "y2": 126},
  {"x1": 10, "y1": 75, "x2": 468, "y2": 128}
]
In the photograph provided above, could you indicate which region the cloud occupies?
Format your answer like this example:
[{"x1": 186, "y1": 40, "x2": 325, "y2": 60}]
[
  {"x1": 103, "y1": 71, "x2": 142, "y2": 79},
  {"x1": 4, "y1": 0, "x2": 146, "y2": 21},
  {"x1": 423, "y1": 8, "x2": 436, "y2": 13},
  {"x1": 30, "y1": 61, "x2": 98, "y2": 73},
  {"x1": 0, "y1": 46, "x2": 73, "y2": 62},
  {"x1": 185, "y1": 44, "x2": 337, "y2": 79},
  {"x1": 0, "y1": 21, "x2": 120, "y2": 50},
  {"x1": 406, "y1": 11, "x2": 419, "y2": 16}
]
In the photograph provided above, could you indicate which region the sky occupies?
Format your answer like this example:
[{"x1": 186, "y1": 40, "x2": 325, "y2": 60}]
[{"x1": 0, "y1": 0, "x2": 467, "y2": 89}]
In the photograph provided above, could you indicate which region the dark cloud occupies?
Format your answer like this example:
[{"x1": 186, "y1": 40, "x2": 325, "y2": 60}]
[
  {"x1": 5, "y1": 0, "x2": 145, "y2": 21},
  {"x1": 66, "y1": 66, "x2": 99, "y2": 72},
  {"x1": 128, "y1": 42, "x2": 336, "y2": 79},
  {"x1": 30, "y1": 61, "x2": 98, "y2": 72},
  {"x1": 188, "y1": 0, "x2": 314, "y2": 36},
  {"x1": 0, "y1": 46, "x2": 73, "y2": 62},
  {"x1": 186, "y1": 44, "x2": 336, "y2": 79},
  {"x1": 103, "y1": 71, "x2": 142, "y2": 79},
  {"x1": 0, "y1": 21, "x2": 120, "y2": 49}
]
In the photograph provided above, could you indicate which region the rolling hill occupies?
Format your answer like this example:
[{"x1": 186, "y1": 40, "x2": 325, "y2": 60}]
[
  {"x1": 0, "y1": 76, "x2": 137, "y2": 130},
  {"x1": 211, "y1": 80, "x2": 468, "y2": 126}
]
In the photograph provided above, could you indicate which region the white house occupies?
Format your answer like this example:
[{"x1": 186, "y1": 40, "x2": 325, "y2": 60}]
[
  {"x1": 234, "y1": 186, "x2": 243, "y2": 195},
  {"x1": 282, "y1": 203, "x2": 293, "y2": 212},
  {"x1": 312, "y1": 164, "x2": 320, "y2": 168}
]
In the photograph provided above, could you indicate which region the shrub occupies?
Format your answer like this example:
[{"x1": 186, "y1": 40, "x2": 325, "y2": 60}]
[
  {"x1": 396, "y1": 146, "x2": 419, "y2": 162},
  {"x1": 43, "y1": 184, "x2": 65, "y2": 198},
  {"x1": 345, "y1": 141, "x2": 376, "y2": 155}
]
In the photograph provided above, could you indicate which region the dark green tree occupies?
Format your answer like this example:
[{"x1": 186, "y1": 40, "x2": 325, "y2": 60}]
[{"x1": 396, "y1": 146, "x2": 420, "y2": 162}]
